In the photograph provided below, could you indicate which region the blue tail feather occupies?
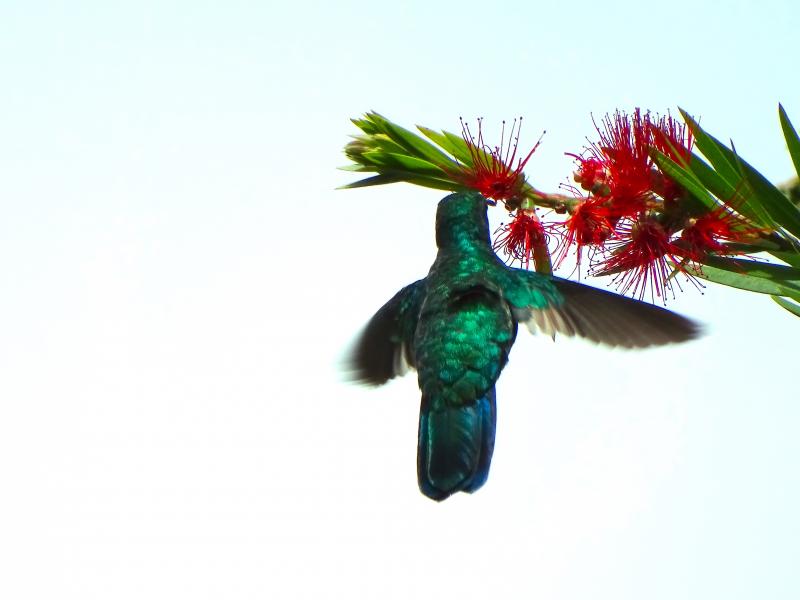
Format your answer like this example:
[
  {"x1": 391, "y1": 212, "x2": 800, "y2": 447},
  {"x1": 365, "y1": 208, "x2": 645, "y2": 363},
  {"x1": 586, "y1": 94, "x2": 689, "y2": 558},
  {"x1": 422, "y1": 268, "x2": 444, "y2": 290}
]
[{"x1": 417, "y1": 389, "x2": 497, "y2": 501}]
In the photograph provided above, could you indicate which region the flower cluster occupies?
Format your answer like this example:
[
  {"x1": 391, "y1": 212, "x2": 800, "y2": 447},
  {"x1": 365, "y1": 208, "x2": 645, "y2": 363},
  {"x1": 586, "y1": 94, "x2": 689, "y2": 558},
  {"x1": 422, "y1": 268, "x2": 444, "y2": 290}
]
[
  {"x1": 460, "y1": 110, "x2": 762, "y2": 294},
  {"x1": 343, "y1": 107, "x2": 799, "y2": 314},
  {"x1": 551, "y1": 109, "x2": 761, "y2": 301},
  {"x1": 453, "y1": 117, "x2": 551, "y2": 270}
]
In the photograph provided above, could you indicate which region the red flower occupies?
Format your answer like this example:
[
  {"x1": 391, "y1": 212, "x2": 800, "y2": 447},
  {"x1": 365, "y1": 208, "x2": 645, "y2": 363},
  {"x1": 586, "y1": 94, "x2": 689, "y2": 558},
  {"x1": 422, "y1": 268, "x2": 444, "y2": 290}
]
[
  {"x1": 650, "y1": 113, "x2": 693, "y2": 164},
  {"x1": 569, "y1": 109, "x2": 695, "y2": 216},
  {"x1": 458, "y1": 118, "x2": 541, "y2": 205},
  {"x1": 649, "y1": 113, "x2": 694, "y2": 203},
  {"x1": 589, "y1": 109, "x2": 654, "y2": 217},
  {"x1": 492, "y1": 210, "x2": 546, "y2": 269},
  {"x1": 593, "y1": 217, "x2": 685, "y2": 302},
  {"x1": 567, "y1": 154, "x2": 608, "y2": 194},
  {"x1": 552, "y1": 195, "x2": 614, "y2": 267},
  {"x1": 677, "y1": 203, "x2": 761, "y2": 262}
]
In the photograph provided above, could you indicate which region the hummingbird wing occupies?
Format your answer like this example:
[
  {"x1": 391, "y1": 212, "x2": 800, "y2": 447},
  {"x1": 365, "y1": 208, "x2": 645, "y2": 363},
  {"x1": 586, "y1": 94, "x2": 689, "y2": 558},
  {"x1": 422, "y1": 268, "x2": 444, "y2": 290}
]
[
  {"x1": 506, "y1": 271, "x2": 701, "y2": 348},
  {"x1": 347, "y1": 279, "x2": 426, "y2": 385}
]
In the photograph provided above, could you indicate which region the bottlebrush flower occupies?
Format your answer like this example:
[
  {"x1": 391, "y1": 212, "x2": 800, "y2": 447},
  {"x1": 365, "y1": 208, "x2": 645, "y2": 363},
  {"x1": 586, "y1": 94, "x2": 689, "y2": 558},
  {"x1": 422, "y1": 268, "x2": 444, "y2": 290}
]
[
  {"x1": 492, "y1": 210, "x2": 546, "y2": 269},
  {"x1": 568, "y1": 155, "x2": 608, "y2": 194},
  {"x1": 569, "y1": 109, "x2": 695, "y2": 217},
  {"x1": 650, "y1": 113, "x2": 694, "y2": 164},
  {"x1": 585, "y1": 109, "x2": 654, "y2": 217},
  {"x1": 650, "y1": 113, "x2": 694, "y2": 203},
  {"x1": 677, "y1": 202, "x2": 762, "y2": 262},
  {"x1": 457, "y1": 118, "x2": 541, "y2": 207},
  {"x1": 593, "y1": 216, "x2": 686, "y2": 302},
  {"x1": 552, "y1": 195, "x2": 615, "y2": 268}
]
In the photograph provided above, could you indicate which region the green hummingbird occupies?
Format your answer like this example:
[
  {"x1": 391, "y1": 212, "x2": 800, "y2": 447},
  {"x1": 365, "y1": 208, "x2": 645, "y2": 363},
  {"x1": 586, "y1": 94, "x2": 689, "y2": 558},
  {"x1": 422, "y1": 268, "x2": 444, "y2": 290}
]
[{"x1": 349, "y1": 191, "x2": 699, "y2": 501}]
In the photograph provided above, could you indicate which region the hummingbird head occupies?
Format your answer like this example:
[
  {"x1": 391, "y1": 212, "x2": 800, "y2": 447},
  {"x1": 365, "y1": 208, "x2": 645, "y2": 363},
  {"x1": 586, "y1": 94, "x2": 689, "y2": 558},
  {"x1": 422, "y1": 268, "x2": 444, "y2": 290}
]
[{"x1": 435, "y1": 192, "x2": 492, "y2": 250}]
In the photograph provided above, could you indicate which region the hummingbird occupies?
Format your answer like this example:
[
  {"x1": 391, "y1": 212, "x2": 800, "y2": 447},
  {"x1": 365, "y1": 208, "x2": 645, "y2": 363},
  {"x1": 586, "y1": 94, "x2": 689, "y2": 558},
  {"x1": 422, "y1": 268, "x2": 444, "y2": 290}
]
[{"x1": 348, "y1": 191, "x2": 700, "y2": 501}]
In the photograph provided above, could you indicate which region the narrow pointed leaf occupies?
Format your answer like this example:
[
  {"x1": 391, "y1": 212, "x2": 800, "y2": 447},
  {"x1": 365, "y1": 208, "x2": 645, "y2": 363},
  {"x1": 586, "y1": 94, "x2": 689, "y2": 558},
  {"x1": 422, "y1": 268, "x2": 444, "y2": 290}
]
[
  {"x1": 652, "y1": 150, "x2": 717, "y2": 213},
  {"x1": 680, "y1": 110, "x2": 740, "y2": 185},
  {"x1": 350, "y1": 116, "x2": 379, "y2": 135},
  {"x1": 681, "y1": 108, "x2": 800, "y2": 237},
  {"x1": 686, "y1": 154, "x2": 773, "y2": 228},
  {"x1": 417, "y1": 126, "x2": 473, "y2": 166},
  {"x1": 359, "y1": 134, "x2": 409, "y2": 156},
  {"x1": 404, "y1": 175, "x2": 467, "y2": 192},
  {"x1": 444, "y1": 131, "x2": 477, "y2": 167},
  {"x1": 360, "y1": 151, "x2": 448, "y2": 177},
  {"x1": 691, "y1": 262, "x2": 800, "y2": 297},
  {"x1": 721, "y1": 238, "x2": 781, "y2": 254},
  {"x1": 680, "y1": 111, "x2": 775, "y2": 227},
  {"x1": 681, "y1": 110, "x2": 774, "y2": 228},
  {"x1": 772, "y1": 295, "x2": 800, "y2": 317},
  {"x1": 779, "y1": 104, "x2": 800, "y2": 179},
  {"x1": 702, "y1": 255, "x2": 800, "y2": 281},
  {"x1": 734, "y1": 152, "x2": 800, "y2": 239},
  {"x1": 339, "y1": 173, "x2": 408, "y2": 189},
  {"x1": 366, "y1": 113, "x2": 457, "y2": 169},
  {"x1": 339, "y1": 163, "x2": 375, "y2": 172},
  {"x1": 694, "y1": 255, "x2": 800, "y2": 297},
  {"x1": 768, "y1": 250, "x2": 800, "y2": 267}
]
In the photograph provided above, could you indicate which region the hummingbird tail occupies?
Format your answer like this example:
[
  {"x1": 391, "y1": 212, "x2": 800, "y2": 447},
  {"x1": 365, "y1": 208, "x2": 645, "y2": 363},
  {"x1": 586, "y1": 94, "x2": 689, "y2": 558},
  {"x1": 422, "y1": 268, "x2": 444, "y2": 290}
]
[{"x1": 417, "y1": 388, "x2": 497, "y2": 501}]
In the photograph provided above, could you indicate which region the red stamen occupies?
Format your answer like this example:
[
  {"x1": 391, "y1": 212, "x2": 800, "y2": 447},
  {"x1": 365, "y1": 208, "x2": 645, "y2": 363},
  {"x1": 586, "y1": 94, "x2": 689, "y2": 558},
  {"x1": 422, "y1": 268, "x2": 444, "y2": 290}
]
[
  {"x1": 649, "y1": 113, "x2": 695, "y2": 203},
  {"x1": 593, "y1": 216, "x2": 687, "y2": 302},
  {"x1": 492, "y1": 210, "x2": 546, "y2": 269},
  {"x1": 677, "y1": 202, "x2": 763, "y2": 262},
  {"x1": 593, "y1": 109, "x2": 654, "y2": 216},
  {"x1": 458, "y1": 117, "x2": 542, "y2": 204},
  {"x1": 566, "y1": 153, "x2": 608, "y2": 194},
  {"x1": 650, "y1": 113, "x2": 694, "y2": 164},
  {"x1": 552, "y1": 195, "x2": 614, "y2": 268}
]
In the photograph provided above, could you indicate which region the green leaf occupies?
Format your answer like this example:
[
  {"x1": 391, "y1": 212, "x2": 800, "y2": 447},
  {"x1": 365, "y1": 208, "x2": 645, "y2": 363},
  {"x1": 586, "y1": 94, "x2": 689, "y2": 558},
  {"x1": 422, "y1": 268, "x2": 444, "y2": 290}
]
[
  {"x1": 694, "y1": 255, "x2": 800, "y2": 297},
  {"x1": 338, "y1": 163, "x2": 375, "y2": 172},
  {"x1": 652, "y1": 150, "x2": 717, "y2": 213},
  {"x1": 364, "y1": 112, "x2": 457, "y2": 170},
  {"x1": 339, "y1": 171, "x2": 461, "y2": 192},
  {"x1": 686, "y1": 154, "x2": 743, "y2": 209},
  {"x1": 404, "y1": 175, "x2": 467, "y2": 192},
  {"x1": 338, "y1": 173, "x2": 407, "y2": 189},
  {"x1": 681, "y1": 108, "x2": 800, "y2": 238},
  {"x1": 680, "y1": 110, "x2": 741, "y2": 186},
  {"x1": 772, "y1": 295, "x2": 800, "y2": 317},
  {"x1": 768, "y1": 249, "x2": 800, "y2": 267},
  {"x1": 350, "y1": 116, "x2": 379, "y2": 135},
  {"x1": 444, "y1": 131, "x2": 476, "y2": 167},
  {"x1": 417, "y1": 126, "x2": 472, "y2": 166},
  {"x1": 779, "y1": 104, "x2": 800, "y2": 180},
  {"x1": 691, "y1": 263, "x2": 798, "y2": 296},
  {"x1": 689, "y1": 157, "x2": 774, "y2": 229},
  {"x1": 360, "y1": 134, "x2": 408, "y2": 156},
  {"x1": 344, "y1": 135, "x2": 407, "y2": 160},
  {"x1": 734, "y1": 152, "x2": 800, "y2": 239},
  {"x1": 679, "y1": 111, "x2": 774, "y2": 228},
  {"x1": 703, "y1": 254, "x2": 800, "y2": 280},
  {"x1": 721, "y1": 239, "x2": 781, "y2": 253},
  {"x1": 360, "y1": 151, "x2": 448, "y2": 177}
]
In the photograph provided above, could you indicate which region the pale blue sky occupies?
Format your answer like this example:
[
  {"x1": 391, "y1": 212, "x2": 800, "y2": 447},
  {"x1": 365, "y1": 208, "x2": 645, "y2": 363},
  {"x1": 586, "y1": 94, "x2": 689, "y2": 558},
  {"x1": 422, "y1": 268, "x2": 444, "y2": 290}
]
[{"x1": 1, "y1": 1, "x2": 799, "y2": 599}]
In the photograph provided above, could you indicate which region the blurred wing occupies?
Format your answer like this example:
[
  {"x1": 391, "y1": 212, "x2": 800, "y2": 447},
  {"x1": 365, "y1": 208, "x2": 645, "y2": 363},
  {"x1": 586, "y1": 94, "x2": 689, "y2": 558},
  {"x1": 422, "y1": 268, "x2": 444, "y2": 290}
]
[
  {"x1": 511, "y1": 275, "x2": 701, "y2": 348},
  {"x1": 347, "y1": 279, "x2": 426, "y2": 385}
]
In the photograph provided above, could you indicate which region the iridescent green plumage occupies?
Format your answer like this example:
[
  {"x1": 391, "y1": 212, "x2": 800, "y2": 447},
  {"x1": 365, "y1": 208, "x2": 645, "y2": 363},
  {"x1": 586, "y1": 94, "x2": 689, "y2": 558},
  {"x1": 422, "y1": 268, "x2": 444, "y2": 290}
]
[{"x1": 350, "y1": 191, "x2": 699, "y2": 501}]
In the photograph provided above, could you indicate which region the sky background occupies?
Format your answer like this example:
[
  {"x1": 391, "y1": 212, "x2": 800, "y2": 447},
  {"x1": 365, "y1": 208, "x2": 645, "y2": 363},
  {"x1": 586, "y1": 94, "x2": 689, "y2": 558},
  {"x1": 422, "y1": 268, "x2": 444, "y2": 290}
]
[{"x1": 1, "y1": 1, "x2": 799, "y2": 598}]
